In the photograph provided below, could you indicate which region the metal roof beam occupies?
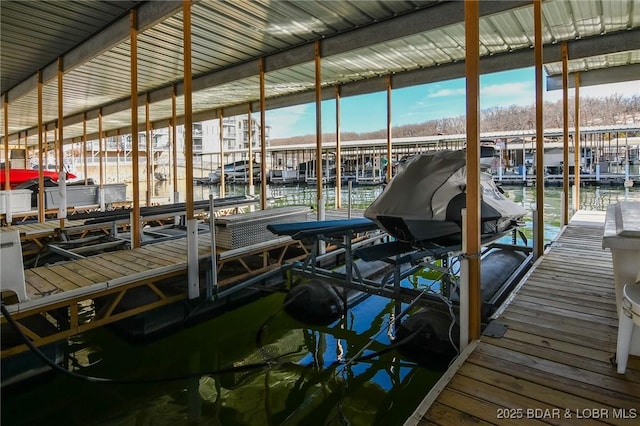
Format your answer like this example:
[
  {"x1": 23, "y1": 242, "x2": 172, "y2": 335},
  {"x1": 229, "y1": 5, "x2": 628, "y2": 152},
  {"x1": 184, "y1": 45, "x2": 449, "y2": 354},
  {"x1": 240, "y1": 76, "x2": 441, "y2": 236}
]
[
  {"x1": 563, "y1": 29, "x2": 640, "y2": 63},
  {"x1": 546, "y1": 63, "x2": 640, "y2": 90}
]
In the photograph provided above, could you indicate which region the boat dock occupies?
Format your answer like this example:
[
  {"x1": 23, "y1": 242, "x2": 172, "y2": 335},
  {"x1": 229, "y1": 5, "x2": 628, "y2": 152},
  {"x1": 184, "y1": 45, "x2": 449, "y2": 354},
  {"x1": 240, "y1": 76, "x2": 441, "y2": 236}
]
[
  {"x1": 494, "y1": 173, "x2": 638, "y2": 187},
  {"x1": 0, "y1": 205, "x2": 321, "y2": 358},
  {"x1": 406, "y1": 211, "x2": 640, "y2": 425}
]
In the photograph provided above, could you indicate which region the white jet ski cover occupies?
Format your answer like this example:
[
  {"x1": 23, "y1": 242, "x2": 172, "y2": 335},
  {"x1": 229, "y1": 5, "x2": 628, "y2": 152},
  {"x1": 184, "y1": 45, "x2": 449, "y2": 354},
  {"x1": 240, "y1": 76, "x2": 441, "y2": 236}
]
[{"x1": 364, "y1": 150, "x2": 527, "y2": 241}]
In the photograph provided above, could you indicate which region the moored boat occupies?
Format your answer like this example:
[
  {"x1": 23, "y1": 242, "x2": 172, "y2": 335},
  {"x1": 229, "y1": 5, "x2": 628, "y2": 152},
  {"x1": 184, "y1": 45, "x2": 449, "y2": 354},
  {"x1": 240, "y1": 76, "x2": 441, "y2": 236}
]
[
  {"x1": 364, "y1": 149, "x2": 527, "y2": 248},
  {"x1": 0, "y1": 168, "x2": 76, "y2": 188},
  {"x1": 217, "y1": 160, "x2": 261, "y2": 181}
]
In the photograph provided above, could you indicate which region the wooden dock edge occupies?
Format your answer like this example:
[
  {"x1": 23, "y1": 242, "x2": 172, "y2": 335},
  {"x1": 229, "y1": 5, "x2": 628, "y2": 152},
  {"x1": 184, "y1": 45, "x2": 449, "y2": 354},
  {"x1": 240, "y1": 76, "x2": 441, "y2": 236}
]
[
  {"x1": 488, "y1": 223, "x2": 569, "y2": 320},
  {"x1": 404, "y1": 210, "x2": 605, "y2": 424},
  {"x1": 403, "y1": 340, "x2": 480, "y2": 426}
]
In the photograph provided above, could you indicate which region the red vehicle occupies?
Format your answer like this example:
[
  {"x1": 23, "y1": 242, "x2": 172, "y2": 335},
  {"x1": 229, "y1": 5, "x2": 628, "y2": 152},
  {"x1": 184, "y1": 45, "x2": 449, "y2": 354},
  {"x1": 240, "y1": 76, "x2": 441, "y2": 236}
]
[{"x1": 0, "y1": 168, "x2": 76, "y2": 188}]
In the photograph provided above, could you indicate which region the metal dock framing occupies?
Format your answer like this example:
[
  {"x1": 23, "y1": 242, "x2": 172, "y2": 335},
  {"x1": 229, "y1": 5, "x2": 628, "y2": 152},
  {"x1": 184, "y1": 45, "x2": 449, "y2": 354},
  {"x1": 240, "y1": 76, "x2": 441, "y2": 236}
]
[
  {"x1": 407, "y1": 211, "x2": 640, "y2": 425},
  {"x1": 1, "y1": 233, "x2": 307, "y2": 358}
]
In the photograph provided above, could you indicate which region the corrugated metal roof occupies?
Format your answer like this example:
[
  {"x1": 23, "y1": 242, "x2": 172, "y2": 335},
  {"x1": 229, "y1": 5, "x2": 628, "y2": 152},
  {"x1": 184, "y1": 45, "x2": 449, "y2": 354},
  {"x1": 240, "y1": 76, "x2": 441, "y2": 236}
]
[
  {"x1": 1, "y1": 0, "x2": 639, "y2": 148},
  {"x1": 0, "y1": 0, "x2": 141, "y2": 92}
]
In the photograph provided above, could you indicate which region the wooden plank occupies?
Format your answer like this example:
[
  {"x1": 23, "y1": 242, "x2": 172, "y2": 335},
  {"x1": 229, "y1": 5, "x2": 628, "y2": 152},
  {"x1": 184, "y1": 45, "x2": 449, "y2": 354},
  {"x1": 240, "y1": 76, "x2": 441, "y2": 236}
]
[
  {"x1": 160, "y1": 239, "x2": 188, "y2": 250},
  {"x1": 433, "y1": 388, "x2": 532, "y2": 426},
  {"x1": 447, "y1": 374, "x2": 607, "y2": 426},
  {"x1": 529, "y1": 270, "x2": 614, "y2": 284},
  {"x1": 487, "y1": 334, "x2": 640, "y2": 384},
  {"x1": 535, "y1": 257, "x2": 614, "y2": 271},
  {"x1": 144, "y1": 240, "x2": 189, "y2": 259},
  {"x1": 29, "y1": 267, "x2": 80, "y2": 292},
  {"x1": 44, "y1": 263, "x2": 97, "y2": 287},
  {"x1": 532, "y1": 266, "x2": 615, "y2": 283},
  {"x1": 133, "y1": 244, "x2": 181, "y2": 265},
  {"x1": 456, "y1": 363, "x2": 630, "y2": 426},
  {"x1": 500, "y1": 328, "x2": 616, "y2": 364},
  {"x1": 88, "y1": 255, "x2": 140, "y2": 276},
  {"x1": 500, "y1": 306, "x2": 618, "y2": 335},
  {"x1": 475, "y1": 342, "x2": 640, "y2": 396},
  {"x1": 518, "y1": 287, "x2": 616, "y2": 308},
  {"x1": 56, "y1": 261, "x2": 113, "y2": 284},
  {"x1": 546, "y1": 249, "x2": 610, "y2": 260},
  {"x1": 499, "y1": 315, "x2": 616, "y2": 349},
  {"x1": 507, "y1": 299, "x2": 619, "y2": 327},
  {"x1": 125, "y1": 249, "x2": 176, "y2": 266},
  {"x1": 24, "y1": 269, "x2": 59, "y2": 296},
  {"x1": 518, "y1": 279, "x2": 617, "y2": 300},
  {"x1": 108, "y1": 249, "x2": 173, "y2": 269},
  {"x1": 528, "y1": 268, "x2": 614, "y2": 286},
  {"x1": 468, "y1": 349, "x2": 640, "y2": 410},
  {"x1": 517, "y1": 282, "x2": 615, "y2": 303},
  {"x1": 513, "y1": 292, "x2": 618, "y2": 316},
  {"x1": 529, "y1": 268, "x2": 614, "y2": 286},
  {"x1": 72, "y1": 258, "x2": 124, "y2": 280},
  {"x1": 420, "y1": 401, "x2": 495, "y2": 426},
  {"x1": 137, "y1": 244, "x2": 187, "y2": 263},
  {"x1": 97, "y1": 251, "x2": 150, "y2": 273}
]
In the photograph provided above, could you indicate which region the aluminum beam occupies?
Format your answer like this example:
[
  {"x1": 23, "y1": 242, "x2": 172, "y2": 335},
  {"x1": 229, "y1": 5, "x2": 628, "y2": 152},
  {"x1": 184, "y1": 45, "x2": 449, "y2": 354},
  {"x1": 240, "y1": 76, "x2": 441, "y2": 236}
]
[{"x1": 547, "y1": 63, "x2": 640, "y2": 90}]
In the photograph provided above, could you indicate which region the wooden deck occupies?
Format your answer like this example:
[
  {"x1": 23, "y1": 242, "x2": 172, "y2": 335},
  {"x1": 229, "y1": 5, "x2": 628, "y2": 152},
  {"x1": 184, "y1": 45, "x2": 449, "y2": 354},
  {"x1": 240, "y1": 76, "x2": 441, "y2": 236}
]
[
  {"x1": 2, "y1": 231, "x2": 307, "y2": 358},
  {"x1": 1, "y1": 218, "x2": 88, "y2": 241},
  {"x1": 407, "y1": 211, "x2": 640, "y2": 425}
]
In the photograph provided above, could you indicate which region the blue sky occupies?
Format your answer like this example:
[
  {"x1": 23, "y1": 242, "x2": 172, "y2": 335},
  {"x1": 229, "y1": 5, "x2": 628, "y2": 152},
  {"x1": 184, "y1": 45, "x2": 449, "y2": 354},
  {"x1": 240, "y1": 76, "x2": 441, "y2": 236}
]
[{"x1": 266, "y1": 67, "x2": 640, "y2": 139}]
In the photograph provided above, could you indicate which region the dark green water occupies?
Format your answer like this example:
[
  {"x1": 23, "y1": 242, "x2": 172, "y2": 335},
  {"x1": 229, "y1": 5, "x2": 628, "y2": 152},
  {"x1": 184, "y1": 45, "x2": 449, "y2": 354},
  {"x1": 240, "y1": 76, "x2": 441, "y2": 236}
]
[
  {"x1": 2, "y1": 292, "x2": 441, "y2": 425},
  {"x1": 3, "y1": 183, "x2": 639, "y2": 425}
]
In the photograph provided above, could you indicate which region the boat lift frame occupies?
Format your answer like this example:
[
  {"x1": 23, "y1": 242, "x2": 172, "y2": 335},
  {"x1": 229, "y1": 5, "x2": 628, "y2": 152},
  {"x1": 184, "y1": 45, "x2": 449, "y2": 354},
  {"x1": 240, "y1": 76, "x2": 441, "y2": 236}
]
[{"x1": 269, "y1": 219, "x2": 533, "y2": 317}]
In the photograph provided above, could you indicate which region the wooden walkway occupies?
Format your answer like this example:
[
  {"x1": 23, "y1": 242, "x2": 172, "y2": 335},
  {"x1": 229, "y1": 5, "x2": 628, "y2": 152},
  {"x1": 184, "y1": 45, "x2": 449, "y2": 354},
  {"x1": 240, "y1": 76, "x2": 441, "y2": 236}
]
[
  {"x1": 1, "y1": 219, "x2": 89, "y2": 254},
  {"x1": 2, "y1": 230, "x2": 306, "y2": 358},
  {"x1": 407, "y1": 211, "x2": 640, "y2": 425}
]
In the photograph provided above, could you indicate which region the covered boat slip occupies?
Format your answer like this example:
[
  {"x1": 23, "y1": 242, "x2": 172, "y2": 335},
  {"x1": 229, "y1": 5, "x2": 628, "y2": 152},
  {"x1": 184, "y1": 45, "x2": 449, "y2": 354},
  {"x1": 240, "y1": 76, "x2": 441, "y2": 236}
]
[
  {"x1": 407, "y1": 212, "x2": 640, "y2": 426},
  {"x1": 0, "y1": 220, "x2": 309, "y2": 359},
  {"x1": 1, "y1": 195, "x2": 260, "y2": 258}
]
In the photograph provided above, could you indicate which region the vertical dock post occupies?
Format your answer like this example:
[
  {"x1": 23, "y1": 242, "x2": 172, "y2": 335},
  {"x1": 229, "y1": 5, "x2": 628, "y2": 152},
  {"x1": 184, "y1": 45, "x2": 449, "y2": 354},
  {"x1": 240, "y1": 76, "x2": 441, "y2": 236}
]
[{"x1": 183, "y1": 0, "x2": 199, "y2": 299}]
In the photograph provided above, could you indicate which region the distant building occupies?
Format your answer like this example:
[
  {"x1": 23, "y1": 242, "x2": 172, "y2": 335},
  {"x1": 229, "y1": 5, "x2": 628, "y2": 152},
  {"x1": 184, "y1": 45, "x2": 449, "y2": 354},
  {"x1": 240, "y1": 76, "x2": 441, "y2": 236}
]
[
  {"x1": 81, "y1": 114, "x2": 270, "y2": 164},
  {"x1": 185, "y1": 115, "x2": 270, "y2": 156}
]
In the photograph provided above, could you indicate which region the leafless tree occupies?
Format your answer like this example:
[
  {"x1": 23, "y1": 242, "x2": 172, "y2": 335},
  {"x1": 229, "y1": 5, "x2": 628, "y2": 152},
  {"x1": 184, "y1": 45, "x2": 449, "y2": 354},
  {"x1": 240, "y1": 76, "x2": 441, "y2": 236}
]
[{"x1": 271, "y1": 93, "x2": 639, "y2": 146}]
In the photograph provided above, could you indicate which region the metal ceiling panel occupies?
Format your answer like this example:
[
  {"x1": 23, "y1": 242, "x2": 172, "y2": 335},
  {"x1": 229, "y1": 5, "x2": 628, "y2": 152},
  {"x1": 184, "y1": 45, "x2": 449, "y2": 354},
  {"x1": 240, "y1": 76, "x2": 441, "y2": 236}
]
[
  {"x1": 187, "y1": 76, "x2": 267, "y2": 119},
  {"x1": 633, "y1": 0, "x2": 640, "y2": 26},
  {"x1": 569, "y1": 0, "x2": 605, "y2": 36},
  {"x1": 409, "y1": 33, "x2": 457, "y2": 65},
  {"x1": 101, "y1": 109, "x2": 135, "y2": 133},
  {"x1": 545, "y1": 50, "x2": 640, "y2": 75},
  {"x1": 196, "y1": 2, "x2": 293, "y2": 48},
  {"x1": 542, "y1": 1, "x2": 577, "y2": 41},
  {"x1": 601, "y1": 0, "x2": 634, "y2": 30},
  {"x1": 421, "y1": 29, "x2": 465, "y2": 63},
  {"x1": 485, "y1": 12, "x2": 532, "y2": 49},
  {"x1": 478, "y1": 19, "x2": 509, "y2": 54},
  {"x1": 0, "y1": 0, "x2": 140, "y2": 92}
]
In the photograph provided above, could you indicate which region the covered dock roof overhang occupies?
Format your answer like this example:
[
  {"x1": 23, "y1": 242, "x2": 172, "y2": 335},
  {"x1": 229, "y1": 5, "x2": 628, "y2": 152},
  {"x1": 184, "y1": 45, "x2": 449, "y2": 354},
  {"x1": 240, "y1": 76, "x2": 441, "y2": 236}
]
[{"x1": 2, "y1": 0, "x2": 639, "y2": 148}]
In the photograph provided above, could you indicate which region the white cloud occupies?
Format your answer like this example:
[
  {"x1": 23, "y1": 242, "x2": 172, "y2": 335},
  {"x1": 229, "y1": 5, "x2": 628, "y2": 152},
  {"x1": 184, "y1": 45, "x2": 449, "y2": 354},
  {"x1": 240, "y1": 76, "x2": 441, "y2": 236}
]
[
  {"x1": 427, "y1": 87, "x2": 466, "y2": 98},
  {"x1": 481, "y1": 81, "x2": 533, "y2": 98},
  {"x1": 267, "y1": 104, "x2": 311, "y2": 139}
]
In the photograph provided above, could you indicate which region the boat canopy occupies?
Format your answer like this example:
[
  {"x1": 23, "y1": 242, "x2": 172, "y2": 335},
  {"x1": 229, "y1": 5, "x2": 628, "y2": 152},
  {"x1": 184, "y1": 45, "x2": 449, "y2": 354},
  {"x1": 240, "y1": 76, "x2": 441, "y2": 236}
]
[{"x1": 364, "y1": 149, "x2": 528, "y2": 246}]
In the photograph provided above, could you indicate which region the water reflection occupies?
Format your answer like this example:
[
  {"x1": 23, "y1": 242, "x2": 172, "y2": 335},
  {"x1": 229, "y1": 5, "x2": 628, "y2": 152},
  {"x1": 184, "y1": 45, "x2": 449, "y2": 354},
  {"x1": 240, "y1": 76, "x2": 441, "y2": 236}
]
[
  {"x1": 153, "y1": 179, "x2": 640, "y2": 213},
  {"x1": 4, "y1": 181, "x2": 639, "y2": 425},
  {"x1": 3, "y1": 292, "x2": 442, "y2": 426}
]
